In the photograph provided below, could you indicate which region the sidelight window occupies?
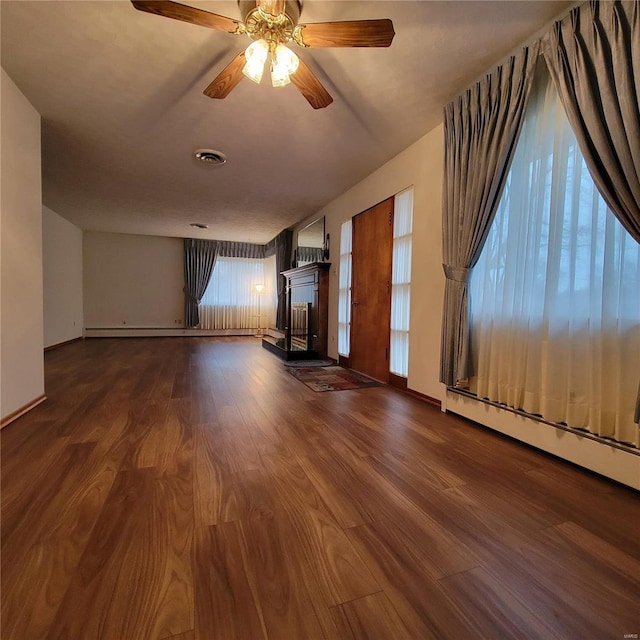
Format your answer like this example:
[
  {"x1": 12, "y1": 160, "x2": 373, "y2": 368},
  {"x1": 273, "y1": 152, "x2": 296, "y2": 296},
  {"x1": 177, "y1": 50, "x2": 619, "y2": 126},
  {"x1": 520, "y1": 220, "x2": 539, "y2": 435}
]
[
  {"x1": 338, "y1": 219, "x2": 353, "y2": 356},
  {"x1": 390, "y1": 187, "x2": 413, "y2": 377}
]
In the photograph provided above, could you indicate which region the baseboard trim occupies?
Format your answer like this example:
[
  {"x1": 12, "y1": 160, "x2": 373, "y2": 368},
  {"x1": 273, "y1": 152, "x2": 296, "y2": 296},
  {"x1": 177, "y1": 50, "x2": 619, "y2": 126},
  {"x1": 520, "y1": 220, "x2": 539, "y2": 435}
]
[
  {"x1": 84, "y1": 328, "x2": 258, "y2": 338},
  {"x1": 44, "y1": 336, "x2": 84, "y2": 352},
  {"x1": 389, "y1": 373, "x2": 408, "y2": 391},
  {"x1": 1, "y1": 394, "x2": 47, "y2": 429},
  {"x1": 402, "y1": 387, "x2": 442, "y2": 410},
  {"x1": 447, "y1": 387, "x2": 639, "y2": 457},
  {"x1": 446, "y1": 390, "x2": 639, "y2": 490}
]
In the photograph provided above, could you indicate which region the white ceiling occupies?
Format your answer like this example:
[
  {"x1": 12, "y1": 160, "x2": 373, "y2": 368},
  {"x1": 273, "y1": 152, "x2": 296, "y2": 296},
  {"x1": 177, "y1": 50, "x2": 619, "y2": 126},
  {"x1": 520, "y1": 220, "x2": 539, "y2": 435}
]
[{"x1": 1, "y1": 0, "x2": 572, "y2": 243}]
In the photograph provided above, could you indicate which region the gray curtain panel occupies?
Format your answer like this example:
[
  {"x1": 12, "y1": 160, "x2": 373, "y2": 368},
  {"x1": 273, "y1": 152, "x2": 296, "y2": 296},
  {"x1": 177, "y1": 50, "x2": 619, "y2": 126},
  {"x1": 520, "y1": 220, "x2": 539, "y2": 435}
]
[
  {"x1": 275, "y1": 229, "x2": 293, "y2": 330},
  {"x1": 544, "y1": 0, "x2": 640, "y2": 423},
  {"x1": 543, "y1": 0, "x2": 640, "y2": 243},
  {"x1": 440, "y1": 43, "x2": 540, "y2": 388},
  {"x1": 183, "y1": 238, "x2": 219, "y2": 328}
]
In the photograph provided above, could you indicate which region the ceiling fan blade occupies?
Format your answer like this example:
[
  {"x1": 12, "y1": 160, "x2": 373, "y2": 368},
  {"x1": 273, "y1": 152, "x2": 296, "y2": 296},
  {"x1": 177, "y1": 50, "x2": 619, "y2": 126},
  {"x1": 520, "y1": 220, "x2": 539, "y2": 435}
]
[
  {"x1": 290, "y1": 59, "x2": 333, "y2": 109},
  {"x1": 131, "y1": 1, "x2": 243, "y2": 34},
  {"x1": 203, "y1": 52, "x2": 246, "y2": 99},
  {"x1": 295, "y1": 19, "x2": 395, "y2": 48},
  {"x1": 256, "y1": 0, "x2": 285, "y2": 18}
]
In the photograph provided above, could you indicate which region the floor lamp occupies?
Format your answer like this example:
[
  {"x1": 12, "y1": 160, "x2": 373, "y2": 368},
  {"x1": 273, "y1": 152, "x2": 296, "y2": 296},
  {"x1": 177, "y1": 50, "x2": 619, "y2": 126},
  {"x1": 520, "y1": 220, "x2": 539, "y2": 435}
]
[{"x1": 254, "y1": 283, "x2": 264, "y2": 337}]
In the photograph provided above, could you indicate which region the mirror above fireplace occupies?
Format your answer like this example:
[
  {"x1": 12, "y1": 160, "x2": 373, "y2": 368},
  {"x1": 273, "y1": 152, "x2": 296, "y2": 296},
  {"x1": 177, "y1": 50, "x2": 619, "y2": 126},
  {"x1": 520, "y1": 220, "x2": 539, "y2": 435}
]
[{"x1": 296, "y1": 217, "x2": 325, "y2": 266}]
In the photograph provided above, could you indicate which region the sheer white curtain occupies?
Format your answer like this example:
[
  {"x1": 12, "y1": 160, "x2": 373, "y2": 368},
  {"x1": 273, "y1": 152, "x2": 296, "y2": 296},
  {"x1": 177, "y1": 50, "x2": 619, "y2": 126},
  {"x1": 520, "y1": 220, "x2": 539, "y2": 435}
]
[
  {"x1": 338, "y1": 219, "x2": 352, "y2": 356},
  {"x1": 390, "y1": 188, "x2": 413, "y2": 377},
  {"x1": 470, "y1": 65, "x2": 640, "y2": 446},
  {"x1": 199, "y1": 257, "x2": 277, "y2": 330}
]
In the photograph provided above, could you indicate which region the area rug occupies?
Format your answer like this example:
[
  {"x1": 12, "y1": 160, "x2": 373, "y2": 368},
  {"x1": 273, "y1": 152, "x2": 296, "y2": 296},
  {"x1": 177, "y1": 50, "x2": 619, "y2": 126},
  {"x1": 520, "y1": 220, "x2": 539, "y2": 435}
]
[{"x1": 287, "y1": 365, "x2": 382, "y2": 392}]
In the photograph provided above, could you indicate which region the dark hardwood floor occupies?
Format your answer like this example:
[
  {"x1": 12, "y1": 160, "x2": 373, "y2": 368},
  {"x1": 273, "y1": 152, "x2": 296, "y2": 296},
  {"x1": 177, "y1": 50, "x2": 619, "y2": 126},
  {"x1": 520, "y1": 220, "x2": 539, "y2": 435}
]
[{"x1": 2, "y1": 337, "x2": 638, "y2": 639}]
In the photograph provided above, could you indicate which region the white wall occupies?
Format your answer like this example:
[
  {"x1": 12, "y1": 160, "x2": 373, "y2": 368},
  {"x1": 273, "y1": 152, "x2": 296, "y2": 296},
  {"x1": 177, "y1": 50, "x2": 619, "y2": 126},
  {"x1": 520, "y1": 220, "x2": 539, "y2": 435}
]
[
  {"x1": 1, "y1": 69, "x2": 45, "y2": 421},
  {"x1": 42, "y1": 206, "x2": 83, "y2": 348},
  {"x1": 83, "y1": 231, "x2": 183, "y2": 329}
]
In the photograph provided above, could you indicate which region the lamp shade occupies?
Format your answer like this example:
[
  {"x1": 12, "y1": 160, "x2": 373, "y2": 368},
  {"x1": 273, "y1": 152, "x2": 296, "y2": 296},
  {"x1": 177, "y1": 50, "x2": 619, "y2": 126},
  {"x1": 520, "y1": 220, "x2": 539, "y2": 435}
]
[
  {"x1": 243, "y1": 39, "x2": 269, "y2": 84},
  {"x1": 271, "y1": 44, "x2": 299, "y2": 87}
]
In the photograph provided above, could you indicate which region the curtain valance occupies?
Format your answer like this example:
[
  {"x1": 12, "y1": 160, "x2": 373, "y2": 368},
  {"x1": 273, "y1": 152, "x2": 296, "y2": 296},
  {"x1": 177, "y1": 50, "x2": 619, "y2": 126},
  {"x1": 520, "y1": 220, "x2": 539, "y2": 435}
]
[
  {"x1": 297, "y1": 246, "x2": 324, "y2": 264},
  {"x1": 217, "y1": 240, "x2": 267, "y2": 259}
]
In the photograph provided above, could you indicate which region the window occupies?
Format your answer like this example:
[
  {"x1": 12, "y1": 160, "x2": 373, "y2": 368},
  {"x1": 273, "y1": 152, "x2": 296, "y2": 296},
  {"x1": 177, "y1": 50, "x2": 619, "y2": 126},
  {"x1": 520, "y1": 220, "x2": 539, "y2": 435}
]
[
  {"x1": 199, "y1": 256, "x2": 277, "y2": 330},
  {"x1": 470, "y1": 64, "x2": 640, "y2": 445},
  {"x1": 337, "y1": 220, "x2": 352, "y2": 356},
  {"x1": 390, "y1": 187, "x2": 413, "y2": 377}
]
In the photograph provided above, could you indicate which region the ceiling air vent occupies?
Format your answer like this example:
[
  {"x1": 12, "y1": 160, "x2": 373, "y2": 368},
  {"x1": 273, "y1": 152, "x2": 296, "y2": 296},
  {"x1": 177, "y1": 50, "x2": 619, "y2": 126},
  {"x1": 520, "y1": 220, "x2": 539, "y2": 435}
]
[{"x1": 194, "y1": 149, "x2": 227, "y2": 165}]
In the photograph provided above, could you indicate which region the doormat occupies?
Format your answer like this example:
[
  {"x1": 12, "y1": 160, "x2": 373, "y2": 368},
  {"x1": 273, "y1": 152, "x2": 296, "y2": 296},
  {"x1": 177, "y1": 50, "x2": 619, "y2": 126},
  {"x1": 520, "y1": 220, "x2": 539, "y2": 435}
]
[
  {"x1": 287, "y1": 365, "x2": 382, "y2": 392},
  {"x1": 283, "y1": 360, "x2": 334, "y2": 368}
]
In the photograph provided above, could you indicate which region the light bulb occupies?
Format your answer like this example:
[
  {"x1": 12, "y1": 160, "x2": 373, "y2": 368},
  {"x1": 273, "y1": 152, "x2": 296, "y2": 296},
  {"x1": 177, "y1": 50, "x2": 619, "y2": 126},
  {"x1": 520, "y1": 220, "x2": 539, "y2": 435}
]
[
  {"x1": 243, "y1": 39, "x2": 269, "y2": 84},
  {"x1": 271, "y1": 44, "x2": 299, "y2": 88}
]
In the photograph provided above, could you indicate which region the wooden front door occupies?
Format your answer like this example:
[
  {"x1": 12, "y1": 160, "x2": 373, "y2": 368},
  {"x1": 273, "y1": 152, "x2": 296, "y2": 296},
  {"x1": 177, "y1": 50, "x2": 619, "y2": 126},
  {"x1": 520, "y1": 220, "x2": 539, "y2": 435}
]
[{"x1": 350, "y1": 197, "x2": 394, "y2": 382}]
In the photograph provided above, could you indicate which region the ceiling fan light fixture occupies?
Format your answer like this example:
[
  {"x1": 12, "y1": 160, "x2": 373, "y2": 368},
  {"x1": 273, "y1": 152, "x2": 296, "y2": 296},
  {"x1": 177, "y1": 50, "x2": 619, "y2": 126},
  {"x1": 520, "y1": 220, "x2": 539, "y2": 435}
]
[
  {"x1": 132, "y1": 1, "x2": 394, "y2": 109},
  {"x1": 242, "y1": 38, "x2": 269, "y2": 84},
  {"x1": 270, "y1": 68, "x2": 290, "y2": 88},
  {"x1": 271, "y1": 44, "x2": 299, "y2": 87}
]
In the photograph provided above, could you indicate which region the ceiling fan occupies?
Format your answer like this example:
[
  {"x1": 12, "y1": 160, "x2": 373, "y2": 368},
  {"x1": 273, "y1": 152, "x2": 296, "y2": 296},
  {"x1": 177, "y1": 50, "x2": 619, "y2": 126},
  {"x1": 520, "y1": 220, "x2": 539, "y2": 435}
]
[{"x1": 131, "y1": 0, "x2": 395, "y2": 109}]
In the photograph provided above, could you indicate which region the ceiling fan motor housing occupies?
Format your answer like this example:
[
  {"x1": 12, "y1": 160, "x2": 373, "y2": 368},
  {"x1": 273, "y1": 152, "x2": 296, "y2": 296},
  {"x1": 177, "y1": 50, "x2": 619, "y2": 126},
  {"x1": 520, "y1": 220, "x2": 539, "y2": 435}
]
[{"x1": 238, "y1": 0, "x2": 301, "y2": 26}]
